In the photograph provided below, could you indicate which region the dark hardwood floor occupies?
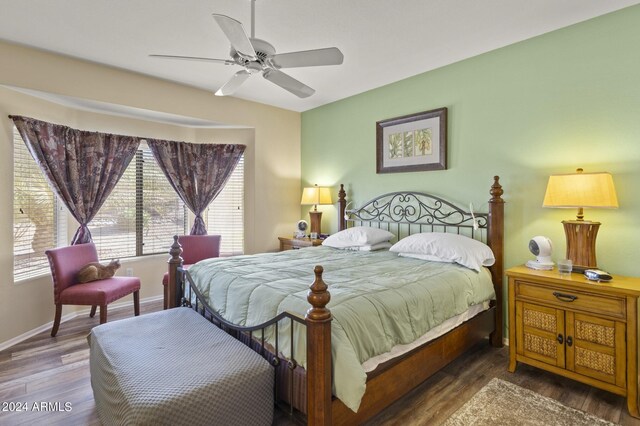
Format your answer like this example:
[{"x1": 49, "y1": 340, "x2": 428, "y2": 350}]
[{"x1": 1, "y1": 301, "x2": 638, "y2": 425}]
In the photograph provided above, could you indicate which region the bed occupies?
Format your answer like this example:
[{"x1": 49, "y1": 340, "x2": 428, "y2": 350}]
[{"x1": 165, "y1": 176, "x2": 505, "y2": 425}]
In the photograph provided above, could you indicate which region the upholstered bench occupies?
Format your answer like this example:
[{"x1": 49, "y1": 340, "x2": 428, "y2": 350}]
[{"x1": 88, "y1": 307, "x2": 274, "y2": 426}]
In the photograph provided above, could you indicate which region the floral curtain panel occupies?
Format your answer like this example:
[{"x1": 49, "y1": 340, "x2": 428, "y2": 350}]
[
  {"x1": 147, "y1": 139, "x2": 245, "y2": 235},
  {"x1": 10, "y1": 116, "x2": 141, "y2": 244}
]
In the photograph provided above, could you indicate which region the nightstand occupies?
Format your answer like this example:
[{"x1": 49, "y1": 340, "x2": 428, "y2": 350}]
[
  {"x1": 278, "y1": 236, "x2": 323, "y2": 251},
  {"x1": 506, "y1": 265, "x2": 640, "y2": 418}
]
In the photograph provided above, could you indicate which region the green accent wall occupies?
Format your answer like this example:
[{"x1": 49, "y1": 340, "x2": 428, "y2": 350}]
[{"x1": 302, "y1": 6, "x2": 640, "y2": 332}]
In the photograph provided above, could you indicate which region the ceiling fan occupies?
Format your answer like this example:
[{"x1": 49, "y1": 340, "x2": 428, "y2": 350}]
[{"x1": 150, "y1": 0, "x2": 344, "y2": 98}]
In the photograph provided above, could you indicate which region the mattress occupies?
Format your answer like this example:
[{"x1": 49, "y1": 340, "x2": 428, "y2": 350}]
[
  {"x1": 362, "y1": 301, "x2": 490, "y2": 372},
  {"x1": 187, "y1": 246, "x2": 496, "y2": 412}
]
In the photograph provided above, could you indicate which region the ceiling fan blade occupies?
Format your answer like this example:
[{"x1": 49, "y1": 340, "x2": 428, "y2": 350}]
[
  {"x1": 271, "y1": 47, "x2": 344, "y2": 69},
  {"x1": 263, "y1": 69, "x2": 315, "y2": 98},
  {"x1": 212, "y1": 14, "x2": 257, "y2": 59},
  {"x1": 215, "y1": 70, "x2": 252, "y2": 96},
  {"x1": 149, "y1": 54, "x2": 234, "y2": 65}
]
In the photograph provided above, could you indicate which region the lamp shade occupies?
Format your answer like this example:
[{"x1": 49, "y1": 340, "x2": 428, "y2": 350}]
[
  {"x1": 543, "y1": 171, "x2": 618, "y2": 209},
  {"x1": 301, "y1": 185, "x2": 333, "y2": 206}
]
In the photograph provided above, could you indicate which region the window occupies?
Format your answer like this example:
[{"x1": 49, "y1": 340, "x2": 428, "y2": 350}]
[
  {"x1": 13, "y1": 131, "x2": 234, "y2": 277},
  {"x1": 92, "y1": 143, "x2": 188, "y2": 259},
  {"x1": 13, "y1": 128, "x2": 67, "y2": 281},
  {"x1": 207, "y1": 155, "x2": 244, "y2": 256}
]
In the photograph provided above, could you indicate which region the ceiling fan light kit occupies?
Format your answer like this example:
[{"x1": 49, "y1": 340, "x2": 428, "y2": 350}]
[{"x1": 150, "y1": 0, "x2": 344, "y2": 99}]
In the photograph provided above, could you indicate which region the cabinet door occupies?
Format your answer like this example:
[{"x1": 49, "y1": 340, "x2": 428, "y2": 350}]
[
  {"x1": 565, "y1": 312, "x2": 626, "y2": 387},
  {"x1": 516, "y1": 301, "x2": 565, "y2": 368}
]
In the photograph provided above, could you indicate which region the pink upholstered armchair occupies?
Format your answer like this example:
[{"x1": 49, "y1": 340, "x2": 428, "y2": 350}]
[
  {"x1": 163, "y1": 235, "x2": 221, "y2": 309},
  {"x1": 45, "y1": 243, "x2": 140, "y2": 337}
]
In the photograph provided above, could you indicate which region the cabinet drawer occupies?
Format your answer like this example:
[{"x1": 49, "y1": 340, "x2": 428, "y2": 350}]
[
  {"x1": 289, "y1": 240, "x2": 311, "y2": 249},
  {"x1": 516, "y1": 281, "x2": 626, "y2": 319}
]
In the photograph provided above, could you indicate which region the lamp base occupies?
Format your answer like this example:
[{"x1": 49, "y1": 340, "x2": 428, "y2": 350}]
[
  {"x1": 309, "y1": 211, "x2": 323, "y2": 235},
  {"x1": 562, "y1": 220, "x2": 600, "y2": 270}
]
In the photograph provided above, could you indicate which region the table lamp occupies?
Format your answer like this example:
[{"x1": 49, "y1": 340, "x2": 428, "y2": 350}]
[
  {"x1": 543, "y1": 168, "x2": 618, "y2": 272},
  {"x1": 301, "y1": 184, "x2": 332, "y2": 235}
]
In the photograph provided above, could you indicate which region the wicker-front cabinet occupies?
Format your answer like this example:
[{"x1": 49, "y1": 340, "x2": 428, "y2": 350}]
[
  {"x1": 515, "y1": 301, "x2": 625, "y2": 386},
  {"x1": 507, "y1": 266, "x2": 640, "y2": 418}
]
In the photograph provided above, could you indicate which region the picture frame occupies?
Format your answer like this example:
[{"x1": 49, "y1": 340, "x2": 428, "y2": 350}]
[{"x1": 376, "y1": 107, "x2": 447, "y2": 174}]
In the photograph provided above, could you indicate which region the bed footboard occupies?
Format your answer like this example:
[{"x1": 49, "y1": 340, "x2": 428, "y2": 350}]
[{"x1": 166, "y1": 237, "x2": 333, "y2": 425}]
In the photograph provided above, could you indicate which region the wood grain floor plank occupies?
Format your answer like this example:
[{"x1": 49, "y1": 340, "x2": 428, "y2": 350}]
[{"x1": 0, "y1": 382, "x2": 26, "y2": 401}]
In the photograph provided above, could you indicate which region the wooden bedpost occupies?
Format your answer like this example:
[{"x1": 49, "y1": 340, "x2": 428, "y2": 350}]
[
  {"x1": 167, "y1": 235, "x2": 183, "y2": 309},
  {"x1": 338, "y1": 184, "x2": 346, "y2": 231},
  {"x1": 306, "y1": 265, "x2": 332, "y2": 426},
  {"x1": 488, "y1": 176, "x2": 505, "y2": 348}
]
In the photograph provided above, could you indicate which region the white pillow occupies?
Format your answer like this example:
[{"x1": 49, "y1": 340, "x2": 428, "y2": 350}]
[
  {"x1": 390, "y1": 232, "x2": 495, "y2": 272},
  {"x1": 322, "y1": 226, "x2": 394, "y2": 248},
  {"x1": 398, "y1": 252, "x2": 454, "y2": 263},
  {"x1": 337, "y1": 242, "x2": 393, "y2": 251}
]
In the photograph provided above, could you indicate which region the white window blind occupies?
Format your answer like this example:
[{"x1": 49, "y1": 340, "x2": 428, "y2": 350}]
[
  {"x1": 141, "y1": 148, "x2": 188, "y2": 255},
  {"x1": 91, "y1": 144, "x2": 187, "y2": 259},
  {"x1": 91, "y1": 152, "x2": 138, "y2": 260},
  {"x1": 13, "y1": 128, "x2": 67, "y2": 281},
  {"x1": 207, "y1": 155, "x2": 244, "y2": 256}
]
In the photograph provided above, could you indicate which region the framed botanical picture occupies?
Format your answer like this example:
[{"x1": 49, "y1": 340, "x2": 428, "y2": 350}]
[{"x1": 376, "y1": 107, "x2": 447, "y2": 174}]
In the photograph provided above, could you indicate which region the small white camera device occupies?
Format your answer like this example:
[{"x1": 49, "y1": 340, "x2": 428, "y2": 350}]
[
  {"x1": 295, "y1": 220, "x2": 308, "y2": 239},
  {"x1": 526, "y1": 236, "x2": 554, "y2": 270}
]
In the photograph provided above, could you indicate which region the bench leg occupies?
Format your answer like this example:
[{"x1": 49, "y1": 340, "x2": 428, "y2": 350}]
[
  {"x1": 51, "y1": 304, "x2": 62, "y2": 337},
  {"x1": 90, "y1": 305, "x2": 97, "y2": 318},
  {"x1": 100, "y1": 305, "x2": 107, "y2": 324},
  {"x1": 133, "y1": 291, "x2": 140, "y2": 316}
]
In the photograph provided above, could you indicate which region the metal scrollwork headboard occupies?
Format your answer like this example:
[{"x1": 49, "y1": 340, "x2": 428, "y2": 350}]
[{"x1": 342, "y1": 190, "x2": 488, "y2": 242}]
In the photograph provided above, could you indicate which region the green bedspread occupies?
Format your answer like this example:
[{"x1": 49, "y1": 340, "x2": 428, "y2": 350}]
[{"x1": 187, "y1": 246, "x2": 495, "y2": 412}]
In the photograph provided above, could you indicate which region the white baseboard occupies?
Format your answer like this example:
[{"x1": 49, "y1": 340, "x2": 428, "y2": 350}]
[
  {"x1": 503, "y1": 337, "x2": 509, "y2": 346},
  {"x1": 0, "y1": 295, "x2": 163, "y2": 352},
  {"x1": 0, "y1": 312, "x2": 78, "y2": 352}
]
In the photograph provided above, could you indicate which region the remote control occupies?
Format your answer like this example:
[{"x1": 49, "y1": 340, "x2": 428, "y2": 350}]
[{"x1": 584, "y1": 269, "x2": 613, "y2": 282}]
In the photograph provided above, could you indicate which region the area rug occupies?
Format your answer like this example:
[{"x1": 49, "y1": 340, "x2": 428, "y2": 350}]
[{"x1": 443, "y1": 378, "x2": 616, "y2": 426}]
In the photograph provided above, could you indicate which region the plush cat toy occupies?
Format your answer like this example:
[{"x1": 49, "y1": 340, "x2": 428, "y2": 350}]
[{"x1": 76, "y1": 259, "x2": 121, "y2": 283}]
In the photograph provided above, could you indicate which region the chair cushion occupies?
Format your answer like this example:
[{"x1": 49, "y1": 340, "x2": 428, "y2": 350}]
[
  {"x1": 60, "y1": 277, "x2": 140, "y2": 306},
  {"x1": 162, "y1": 264, "x2": 193, "y2": 286}
]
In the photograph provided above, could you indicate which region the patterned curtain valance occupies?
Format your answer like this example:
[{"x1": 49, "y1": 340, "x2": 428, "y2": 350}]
[
  {"x1": 10, "y1": 115, "x2": 141, "y2": 245},
  {"x1": 146, "y1": 139, "x2": 246, "y2": 235}
]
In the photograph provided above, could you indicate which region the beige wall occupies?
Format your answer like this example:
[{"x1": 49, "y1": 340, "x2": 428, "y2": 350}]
[{"x1": 0, "y1": 40, "x2": 301, "y2": 346}]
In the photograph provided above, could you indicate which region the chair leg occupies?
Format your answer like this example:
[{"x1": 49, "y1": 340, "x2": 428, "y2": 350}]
[
  {"x1": 163, "y1": 284, "x2": 167, "y2": 310},
  {"x1": 133, "y1": 291, "x2": 140, "y2": 316},
  {"x1": 51, "y1": 304, "x2": 62, "y2": 337},
  {"x1": 89, "y1": 305, "x2": 97, "y2": 318},
  {"x1": 99, "y1": 305, "x2": 107, "y2": 324}
]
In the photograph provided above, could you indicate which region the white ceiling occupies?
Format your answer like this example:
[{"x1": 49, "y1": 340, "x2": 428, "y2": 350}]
[{"x1": 0, "y1": 0, "x2": 638, "y2": 113}]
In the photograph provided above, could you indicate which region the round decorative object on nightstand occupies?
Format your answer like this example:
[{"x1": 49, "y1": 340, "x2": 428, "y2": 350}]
[
  {"x1": 296, "y1": 220, "x2": 308, "y2": 238},
  {"x1": 526, "y1": 236, "x2": 554, "y2": 270}
]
